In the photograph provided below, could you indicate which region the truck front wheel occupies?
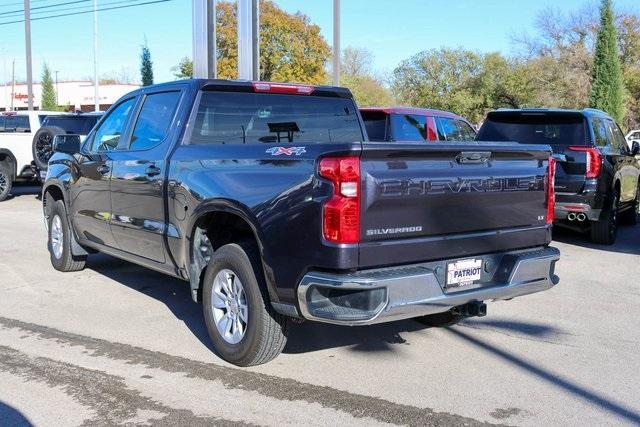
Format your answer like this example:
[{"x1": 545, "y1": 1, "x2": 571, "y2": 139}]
[
  {"x1": 47, "y1": 200, "x2": 86, "y2": 272},
  {"x1": 202, "y1": 241, "x2": 288, "y2": 366}
]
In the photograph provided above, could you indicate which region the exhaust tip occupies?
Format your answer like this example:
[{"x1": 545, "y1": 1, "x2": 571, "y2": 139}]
[
  {"x1": 567, "y1": 212, "x2": 577, "y2": 221},
  {"x1": 577, "y1": 213, "x2": 586, "y2": 222}
]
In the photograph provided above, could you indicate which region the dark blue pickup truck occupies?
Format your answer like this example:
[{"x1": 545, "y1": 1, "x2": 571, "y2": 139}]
[{"x1": 42, "y1": 79, "x2": 560, "y2": 366}]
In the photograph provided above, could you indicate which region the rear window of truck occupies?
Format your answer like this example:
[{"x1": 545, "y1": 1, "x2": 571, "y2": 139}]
[
  {"x1": 360, "y1": 111, "x2": 388, "y2": 141},
  {"x1": 42, "y1": 115, "x2": 101, "y2": 135},
  {"x1": 190, "y1": 92, "x2": 364, "y2": 145},
  {"x1": 477, "y1": 113, "x2": 586, "y2": 146},
  {"x1": 0, "y1": 115, "x2": 30, "y2": 133}
]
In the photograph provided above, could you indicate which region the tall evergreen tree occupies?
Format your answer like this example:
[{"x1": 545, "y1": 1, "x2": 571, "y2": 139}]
[
  {"x1": 41, "y1": 63, "x2": 58, "y2": 111},
  {"x1": 589, "y1": 0, "x2": 625, "y2": 124},
  {"x1": 140, "y1": 42, "x2": 154, "y2": 86}
]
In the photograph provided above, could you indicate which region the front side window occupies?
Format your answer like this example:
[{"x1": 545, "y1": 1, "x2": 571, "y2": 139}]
[
  {"x1": 90, "y1": 98, "x2": 136, "y2": 152},
  {"x1": 130, "y1": 92, "x2": 181, "y2": 150},
  {"x1": 191, "y1": 91, "x2": 363, "y2": 145},
  {"x1": 0, "y1": 115, "x2": 30, "y2": 133},
  {"x1": 390, "y1": 114, "x2": 426, "y2": 141}
]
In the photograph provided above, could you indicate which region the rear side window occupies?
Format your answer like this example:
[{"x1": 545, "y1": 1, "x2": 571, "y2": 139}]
[
  {"x1": 191, "y1": 91, "x2": 363, "y2": 145},
  {"x1": 130, "y1": 91, "x2": 181, "y2": 150},
  {"x1": 606, "y1": 119, "x2": 626, "y2": 151},
  {"x1": 477, "y1": 113, "x2": 586, "y2": 146},
  {"x1": 437, "y1": 117, "x2": 476, "y2": 141},
  {"x1": 0, "y1": 115, "x2": 30, "y2": 133},
  {"x1": 360, "y1": 111, "x2": 388, "y2": 141},
  {"x1": 389, "y1": 114, "x2": 426, "y2": 141},
  {"x1": 591, "y1": 118, "x2": 609, "y2": 147}
]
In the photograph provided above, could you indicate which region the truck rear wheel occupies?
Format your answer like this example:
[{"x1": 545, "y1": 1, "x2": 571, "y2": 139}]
[
  {"x1": 0, "y1": 164, "x2": 12, "y2": 202},
  {"x1": 47, "y1": 200, "x2": 87, "y2": 272},
  {"x1": 590, "y1": 190, "x2": 619, "y2": 245},
  {"x1": 202, "y1": 241, "x2": 288, "y2": 366}
]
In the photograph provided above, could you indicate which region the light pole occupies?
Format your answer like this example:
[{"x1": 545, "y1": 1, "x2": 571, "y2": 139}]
[
  {"x1": 237, "y1": 0, "x2": 259, "y2": 80},
  {"x1": 332, "y1": 0, "x2": 340, "y2": 86},
  {"x1": 193, "y1": 0, "x2": 216, "y2": 79}
]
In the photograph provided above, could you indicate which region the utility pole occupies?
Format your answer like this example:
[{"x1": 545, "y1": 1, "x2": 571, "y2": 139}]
[
  {"x1": 193, "y1": 0, "x2": 216, "y2": 79},
  {"x1": 11, "y1": 59, "x2": 15, "y2": 111},
  {"x1": 24, "y1": 0, "x2": 34, "y2": 110},
  {"x1": 237, "y1": 0, "x2": 259, "y2": 80},
  {"x1": 93, "y1": 0, "x2": 99, "y2": 111}
]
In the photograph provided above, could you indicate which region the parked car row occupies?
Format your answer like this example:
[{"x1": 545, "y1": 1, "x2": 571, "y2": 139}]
[{"x1": 0, "y1": 111, "x2": 102, "y2": 201}]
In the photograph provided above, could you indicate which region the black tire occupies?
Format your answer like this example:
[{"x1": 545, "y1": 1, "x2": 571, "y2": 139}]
[
  {"x1": 47, "y1": 200, "x2": 86, "y2": 272},
  {"x1": 0, "y1": 163, "x2": 12, "y2": 202},
  {"x1": 202, "y1": 241, "x2": 288, "y2": 366},
  {"x1": 590, "y1": 189, "x2": 619, "y2": 245},
  {"x1": 619, "y1": 184, "x2": 639, "y2": 226},
  {"x1": 415, "y1": 310, "x2": 463, "y2": 327},
  {"x1": 32, "y1": 126, "x2": 66, "y2": 171}
]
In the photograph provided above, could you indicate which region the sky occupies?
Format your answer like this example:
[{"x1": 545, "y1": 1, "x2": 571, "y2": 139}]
[{"x1": 0, "y1": 0, "x2": 638, "y2": 85}]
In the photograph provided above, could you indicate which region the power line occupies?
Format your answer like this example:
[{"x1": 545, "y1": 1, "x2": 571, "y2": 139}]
[
  {"x1": 0, "y1": 0, "x2": 174, "y2": 26},
  {"x1": 3, "y1": 0, "x2": 159, "y2": 18},
  {"x1": 0, "y1": 0, "x2": 49, "y2": 10},
  {"x1": 0, "y1": 0, "x2": 91, "y2": 17}
]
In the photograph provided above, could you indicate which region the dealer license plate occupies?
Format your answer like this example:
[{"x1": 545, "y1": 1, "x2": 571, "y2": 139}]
[{"x1": 446, "y1": 258, "x2": 483, "y2": 288}]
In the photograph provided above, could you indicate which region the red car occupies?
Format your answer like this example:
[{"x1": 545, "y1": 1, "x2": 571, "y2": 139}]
[{"x1": 360, "y1": 107, "x2": 476, "y2": 142}]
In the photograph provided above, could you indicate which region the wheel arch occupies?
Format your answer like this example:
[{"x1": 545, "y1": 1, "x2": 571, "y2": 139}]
[{"x1": 185, "y1": 199, "x2": 277, "y2": 304}]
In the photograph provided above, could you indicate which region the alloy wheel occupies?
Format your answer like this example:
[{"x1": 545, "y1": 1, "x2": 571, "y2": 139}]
[
  {"x1": 211, "y1": 269, "x2": 248, "y2": 345},
  {"x1": 50, "y1": 215, "x2": 64, "y2": 259}
]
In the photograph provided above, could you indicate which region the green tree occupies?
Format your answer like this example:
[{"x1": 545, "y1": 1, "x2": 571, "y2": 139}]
[
  {"x1": 588, "y1": 0, "x2": 625, "y2": 123},
  {"x1": 140, "y1": 42, "x2": 154, "y2": 86},
  {"x1": 172, "y1": 57, "x2": 193, "y2": 79},
  {"x1": 339, "y1": 47, "x2": 393, "y2": 106},
  {"x1": 41, "y1": 63, "x2": 58, "y2": 111},
  {"x1": 171, "y1": 1, "x2": 329, "y2": 83}
]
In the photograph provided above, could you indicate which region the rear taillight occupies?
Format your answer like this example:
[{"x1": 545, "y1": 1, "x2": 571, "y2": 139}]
[
  {"x1": 319, "y1": 156, "x2": 360, "y2": 243},
  {"x1": 546, "y1": 156, "x2": 556, "y2": 225},
  {"x1": 568, "y1": 146, "x2": 602, "y2": 179}
]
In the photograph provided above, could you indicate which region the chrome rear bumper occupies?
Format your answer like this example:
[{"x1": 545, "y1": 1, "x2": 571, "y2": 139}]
[{"x1": 297, "y1": 246, "x2": 560, "y2": 326}]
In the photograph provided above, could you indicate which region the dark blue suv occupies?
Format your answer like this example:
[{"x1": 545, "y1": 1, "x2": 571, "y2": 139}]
[{"x1": 478, "y1": 108, "x2": 640, "y2": 244}]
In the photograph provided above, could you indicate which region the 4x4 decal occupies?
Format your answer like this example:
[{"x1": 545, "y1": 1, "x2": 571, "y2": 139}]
[{"x1": 266, "y1": 146, "x2": 307, "y2": 156}]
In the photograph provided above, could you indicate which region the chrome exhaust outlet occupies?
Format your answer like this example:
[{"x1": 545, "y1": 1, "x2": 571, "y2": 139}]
[
  {"x1": 567, "y1": 212, "x2": 577, "y2": 221},
  {"x1": 576, "y1": 213, "x2": 586, "y2": 222}
]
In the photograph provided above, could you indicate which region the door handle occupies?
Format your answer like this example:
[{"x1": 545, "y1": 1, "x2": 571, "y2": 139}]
[
  {"x1": 97, "y1": 164, "x2": 110, "y2": 175},
  {"x1": 145, "y1": 165, "x2": 161, "y2": 177}
]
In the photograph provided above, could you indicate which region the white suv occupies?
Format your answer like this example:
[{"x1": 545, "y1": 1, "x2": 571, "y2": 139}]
[
  {"x1": 627, "y1": 130, "x2": 640, "y2": 151},
  {"x1": 0, "y1": 111, "x2": 65, "y2": 201}
]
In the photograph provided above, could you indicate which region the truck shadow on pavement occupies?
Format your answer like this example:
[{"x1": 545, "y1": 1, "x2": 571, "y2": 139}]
[
  {"x1": 552, "y1": 224, "x2": 640, "y2": 255},
  {"x1": 86, "y1": 253, "x2": 567, "y2": 356},
  {"x1": 6, "y1": 183, "x2": 41, "y2": 201},
  {"x1": 0, "y1": 401, "x2": 34, "y2": 427}
]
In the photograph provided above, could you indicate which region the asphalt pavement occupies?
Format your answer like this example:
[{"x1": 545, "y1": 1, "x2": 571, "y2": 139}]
[{"x1": 0, "y1": 185, "x2": 639, "y2": 426}]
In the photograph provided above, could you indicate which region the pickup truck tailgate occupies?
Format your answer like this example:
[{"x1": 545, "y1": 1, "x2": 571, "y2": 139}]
[{"x1": 359, "y1": 142, "x2": 552, "y2": 267}]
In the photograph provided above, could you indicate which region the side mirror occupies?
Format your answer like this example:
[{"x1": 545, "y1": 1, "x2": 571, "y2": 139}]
[
  {"x1": 632, "y1": 141, "x2": 640, "y2": 156},
  {"x1": 53, "y1": 134, "x2": 81, "y2": 155}
]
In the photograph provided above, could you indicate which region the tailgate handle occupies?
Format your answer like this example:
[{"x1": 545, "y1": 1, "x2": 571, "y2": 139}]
[{"x1": 456, "y1": 151, "x2": 491, "y2": 164}]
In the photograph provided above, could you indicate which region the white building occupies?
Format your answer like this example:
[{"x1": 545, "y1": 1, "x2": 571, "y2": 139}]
[{"x1": 0, "y1": 80, "x2": 140, "y2": 112}]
